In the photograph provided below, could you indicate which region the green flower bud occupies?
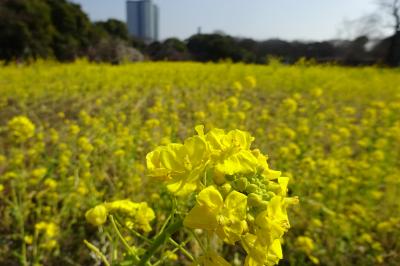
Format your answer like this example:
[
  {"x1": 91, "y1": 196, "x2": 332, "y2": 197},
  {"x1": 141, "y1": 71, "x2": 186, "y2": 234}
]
[
  {"x1": 225, "y1": 174, "x2": 236, "y2": 181},
  {"x1": 247, "y1": 193, "x2": 263, "y2": 207},
  {"x1": 262, "y1": 193, "x2": 272, "y2": 201},
  {"x1": 246, "y1": 184, "x2": 258, "y2": 193},
  {"x1": 262, "y1": 179, "x2": 270, "y2": 186},
  {"x1": 248, "y1": 177, "x2": 256, "y2": 184},
  {"x1": 213, "y1": 168, "x2": 226, "y2": 185},
  {"x1": 219, "y1": 183, "x2": 232, "y2": 197},
  {"x1": 234, "y1": 177, "x2": 248, "y2": 191},
  {"x1": 259, "y1": 200, "x2": 269, "y2": 209}
]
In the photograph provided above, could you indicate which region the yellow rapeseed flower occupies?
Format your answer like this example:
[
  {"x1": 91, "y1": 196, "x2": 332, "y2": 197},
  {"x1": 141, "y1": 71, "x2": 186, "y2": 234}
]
[
  {"x1": 184, "y1": 186, "x2": 247, "y2": 244},
  {"x1": 85, "y1": 204, "x2": 108, "y2": 226},
  {"x1": 7, "y1": 116, "x2": 35, "y2": 143}
]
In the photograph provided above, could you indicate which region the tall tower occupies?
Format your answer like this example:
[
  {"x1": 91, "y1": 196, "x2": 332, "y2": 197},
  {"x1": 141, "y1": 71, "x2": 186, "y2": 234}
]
[
  {"x1": 126, "y1": 0, "x2": 159, "y2": 42},
  {"x1": 152, "y1": 4, "x2": 159, "y2": 41}
]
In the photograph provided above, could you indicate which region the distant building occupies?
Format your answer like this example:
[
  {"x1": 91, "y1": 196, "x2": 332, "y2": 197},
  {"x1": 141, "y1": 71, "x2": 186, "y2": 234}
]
[{"x1": 126, "y1": 0, "x2": 159, "y2": 42}]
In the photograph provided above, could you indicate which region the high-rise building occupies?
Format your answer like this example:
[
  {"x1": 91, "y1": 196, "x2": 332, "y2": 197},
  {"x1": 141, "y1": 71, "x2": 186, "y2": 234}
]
[{"x1": 126, "y1": 0, "x2": 159, "y2": 42}]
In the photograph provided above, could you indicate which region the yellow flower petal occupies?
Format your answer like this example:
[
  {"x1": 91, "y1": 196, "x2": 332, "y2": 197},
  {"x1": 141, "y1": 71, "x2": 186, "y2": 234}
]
[
  {"x1": 196, "y1": 186, "x2": 223, "y2": 211},
  {"x1": 184, "y1": 136, "x2": 208, "y2": 166},
  {"x1": 225, "y1": 190, "x2": 247, "y2": 219},
  {"x1": 197, "y1": 250, "x2": 231, "y2": 266},
  {"x1": 160, "y1": 144, "x2": 185, "y2": 171},
  {"x1": 184, "y1": 205, "x2": 219, "y2": 230}
]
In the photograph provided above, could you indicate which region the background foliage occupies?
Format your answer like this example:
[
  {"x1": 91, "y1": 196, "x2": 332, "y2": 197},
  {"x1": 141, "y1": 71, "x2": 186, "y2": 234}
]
[{"x1": 0, "y1": 0, "x2": 399, "y2": 65}]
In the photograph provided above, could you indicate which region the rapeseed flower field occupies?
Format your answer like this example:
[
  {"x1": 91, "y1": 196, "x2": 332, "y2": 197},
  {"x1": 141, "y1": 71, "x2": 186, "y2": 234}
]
[{"x1": 0, "y1": 60, "x2": 399, "y2": 265}]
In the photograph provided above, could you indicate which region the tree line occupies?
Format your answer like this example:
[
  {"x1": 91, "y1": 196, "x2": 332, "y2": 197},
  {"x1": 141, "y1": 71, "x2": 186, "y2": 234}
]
[
  {"x1": 0, "y1": 0, "x2": 399, "y2": 66},
  {"x1": 0, "y1": 0, "x2": 141, "y2": 63}
]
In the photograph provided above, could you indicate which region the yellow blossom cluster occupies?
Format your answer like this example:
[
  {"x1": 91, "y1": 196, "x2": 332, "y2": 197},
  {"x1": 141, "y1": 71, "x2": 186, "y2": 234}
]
[
  {"x1": 7, "y1": 116, "x2": 36, "y2": 143},
  {"x1": 86, "y1": 199, "x2": 155, "y2": 232},
  {"x1": 147, "y1": 126, "x2": 298, "y2": 265},
  {"x1": 35, "y1": 221, "x2": 59, "y2": 250}
]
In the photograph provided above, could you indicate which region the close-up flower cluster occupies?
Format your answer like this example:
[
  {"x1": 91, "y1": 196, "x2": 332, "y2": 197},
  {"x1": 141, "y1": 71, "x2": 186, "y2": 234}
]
[{"x1": 147, "y1": 126, "x2": 298, "y2": 265}]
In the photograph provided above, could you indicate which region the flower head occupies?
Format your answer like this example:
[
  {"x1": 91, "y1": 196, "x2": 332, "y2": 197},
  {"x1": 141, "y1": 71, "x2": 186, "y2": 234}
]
[
  {"x1": 7, "y1": 116, "x2": 35, "y2": 143},
  {"x1": 184, "y1": 186, "x2": 247, "y2": 244}
]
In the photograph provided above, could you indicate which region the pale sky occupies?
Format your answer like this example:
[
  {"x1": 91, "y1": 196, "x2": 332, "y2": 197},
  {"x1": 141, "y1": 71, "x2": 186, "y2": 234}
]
[{"x1": 70, "y1": 0, "x2": 378, "y2": 41}]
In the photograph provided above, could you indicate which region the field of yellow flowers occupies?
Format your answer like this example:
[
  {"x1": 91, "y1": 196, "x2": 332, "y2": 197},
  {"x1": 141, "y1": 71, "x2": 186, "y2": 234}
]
[{"x1": 0, "y1": 60, "x2": 399, "y2": 266}]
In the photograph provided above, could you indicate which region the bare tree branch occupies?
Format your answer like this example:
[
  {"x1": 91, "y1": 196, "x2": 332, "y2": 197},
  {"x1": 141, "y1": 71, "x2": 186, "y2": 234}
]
[
  {"x1": 377, "y1": 0, "x2": 400, "y2": 66},
  {"x1": 378, "y1": 0, "x2": 400, "y2": 32}
]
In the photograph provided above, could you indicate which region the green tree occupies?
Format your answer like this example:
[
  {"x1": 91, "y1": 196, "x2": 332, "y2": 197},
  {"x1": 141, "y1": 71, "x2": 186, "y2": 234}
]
[
  {"x1": 186, "y1": 34, "x2": 246, "y2": 62},
  {"x1": 0, "y1": 0, "x2": 54, "y2": 61},
  {"x1": 46, "y1": 0, "x2": 92, "y2": 61},
  {"x1": 94, "y1": 19, "x2": 129, "y2": 41}
]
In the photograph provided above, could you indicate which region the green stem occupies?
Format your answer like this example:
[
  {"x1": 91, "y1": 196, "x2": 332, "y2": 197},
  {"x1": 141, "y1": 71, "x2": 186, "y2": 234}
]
[
  {"x1": 11, "y1": 180, "x2": 27, "y2": 266},
  {"x1": 190, "y1": 230, "x2": 206, "y2": 253},
  {"x1": 109, "y1": 215, "x2": 145, "y2": 264},
  {"x1": 153, "y1": 238, "x2": 192, "y2": 266},
  {"x1": 83, "y1": 240, "x2": 111, "y2": 266},
  {"x1": 168, "y1": 237, "x2": 194, "y2": 262},
  {"x1": 109, "y1": 215, "x2": 135, "y2": 254},
  {"x1": 152, "y1": 247, "x2": 180, "y2": 266},
  {"x1": 138, "y1": 218, "x2": 183, "y2": 266},
  {"x1": 114, "y1": 215, "x2": 152, "y2": 244},
  {"x1": 158, "y1": 213, "x2": 172, "y2": 234},
  {"x1": 125, "y1": 226, "x2": 152, "y2": 244}
]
